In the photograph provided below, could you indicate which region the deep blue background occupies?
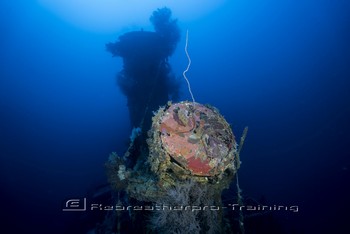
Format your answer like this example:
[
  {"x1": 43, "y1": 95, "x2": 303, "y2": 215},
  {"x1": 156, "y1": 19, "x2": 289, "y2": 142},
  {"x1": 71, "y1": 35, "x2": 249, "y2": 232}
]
[{"x1": 1, "y1": 1, "x2": 349, "y2": 233}]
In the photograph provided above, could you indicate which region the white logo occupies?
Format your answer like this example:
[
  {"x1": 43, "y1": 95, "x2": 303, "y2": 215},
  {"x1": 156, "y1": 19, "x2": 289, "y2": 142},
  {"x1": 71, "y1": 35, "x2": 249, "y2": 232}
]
[{"x1": 62, "y1": 198, "x2": 86, "y2": 211}]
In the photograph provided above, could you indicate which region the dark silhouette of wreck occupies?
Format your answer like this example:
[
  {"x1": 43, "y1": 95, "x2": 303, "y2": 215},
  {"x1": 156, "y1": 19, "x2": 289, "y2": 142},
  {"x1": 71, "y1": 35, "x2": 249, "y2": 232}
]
[{"x1": 106, "y1": 7, "x2": 181, "y2": 132}]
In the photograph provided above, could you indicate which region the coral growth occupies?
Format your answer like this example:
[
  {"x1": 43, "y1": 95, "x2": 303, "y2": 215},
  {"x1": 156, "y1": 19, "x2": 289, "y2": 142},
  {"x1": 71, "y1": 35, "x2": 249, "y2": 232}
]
[
  {"x1": 148, "y1": 179, "x2": 222, "y2": 234},
  {"x1": 150, "y1": 7, "x2": 181, "y2": 56},
  {"x1": 105, "y1": 152, "x2": 129, "y2": 190}
]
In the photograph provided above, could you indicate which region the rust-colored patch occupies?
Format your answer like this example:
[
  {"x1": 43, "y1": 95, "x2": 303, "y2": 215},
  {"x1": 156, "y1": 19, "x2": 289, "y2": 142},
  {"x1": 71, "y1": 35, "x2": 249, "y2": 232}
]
[{"x1": 158, "y1": 102, "x2": 236, "y2": 177}]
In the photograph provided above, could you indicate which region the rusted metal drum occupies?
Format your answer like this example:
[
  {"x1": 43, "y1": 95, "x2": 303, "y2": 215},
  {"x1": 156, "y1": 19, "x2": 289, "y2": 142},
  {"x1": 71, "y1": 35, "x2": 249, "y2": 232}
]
[{"x1": 148, "y1": 101, "x2": 237, "y2": 183}]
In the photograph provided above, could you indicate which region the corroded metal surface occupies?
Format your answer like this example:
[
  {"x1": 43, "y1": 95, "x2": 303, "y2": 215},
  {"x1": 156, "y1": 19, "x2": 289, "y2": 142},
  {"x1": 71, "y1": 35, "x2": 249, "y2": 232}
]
[{"x1": 151, "y1": 101, "x2": 237, "y2": 178}]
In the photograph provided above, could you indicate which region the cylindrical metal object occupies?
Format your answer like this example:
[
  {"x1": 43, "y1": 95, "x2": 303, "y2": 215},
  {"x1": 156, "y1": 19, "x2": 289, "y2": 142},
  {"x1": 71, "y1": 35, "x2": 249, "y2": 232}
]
[{"x1": 148, "y1": 101, "x2": 237, "y2": 184}]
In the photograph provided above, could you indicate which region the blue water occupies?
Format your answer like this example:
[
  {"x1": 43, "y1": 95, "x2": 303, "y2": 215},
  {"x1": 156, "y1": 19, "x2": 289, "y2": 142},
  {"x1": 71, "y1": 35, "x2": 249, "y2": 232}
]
[{"x1": 1, "y1": 1, "x2": 349, "y2": 233}]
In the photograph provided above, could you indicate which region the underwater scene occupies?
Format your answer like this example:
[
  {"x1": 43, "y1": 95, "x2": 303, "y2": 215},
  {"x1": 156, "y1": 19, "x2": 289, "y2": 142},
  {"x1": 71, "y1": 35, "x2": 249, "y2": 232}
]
[{"x1": 1, "y1": 1, "x2": 349, "y2": 233}]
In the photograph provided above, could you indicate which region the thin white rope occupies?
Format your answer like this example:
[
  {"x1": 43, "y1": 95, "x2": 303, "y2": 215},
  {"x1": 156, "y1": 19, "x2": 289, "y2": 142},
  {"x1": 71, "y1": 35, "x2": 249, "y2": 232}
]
[{"x1": 183, "y1": 30, "x2": 195, "y2": 103}]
